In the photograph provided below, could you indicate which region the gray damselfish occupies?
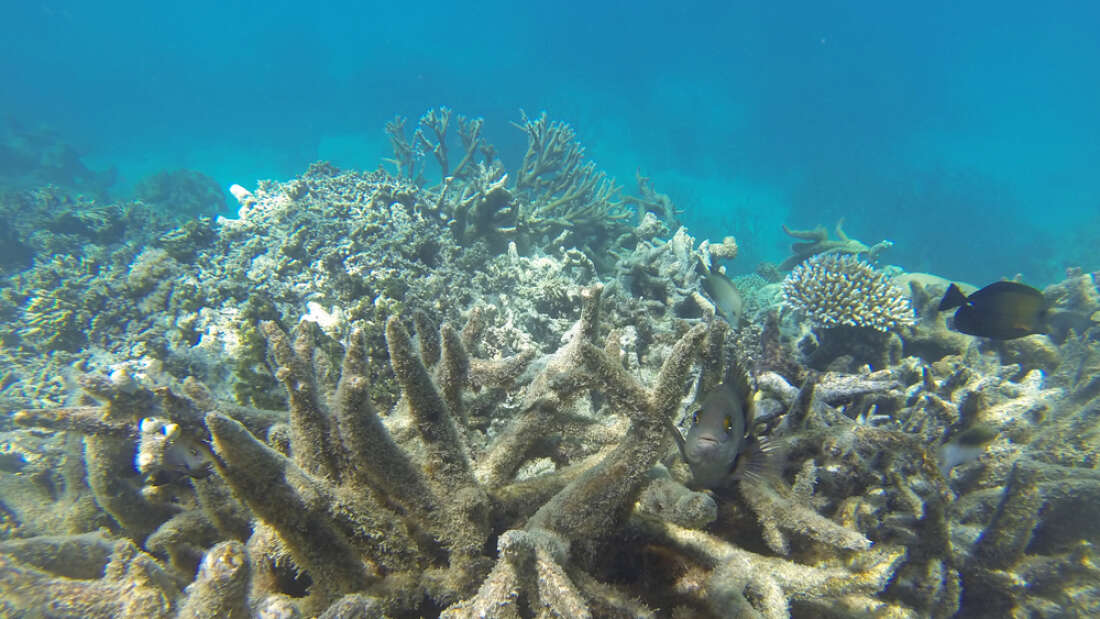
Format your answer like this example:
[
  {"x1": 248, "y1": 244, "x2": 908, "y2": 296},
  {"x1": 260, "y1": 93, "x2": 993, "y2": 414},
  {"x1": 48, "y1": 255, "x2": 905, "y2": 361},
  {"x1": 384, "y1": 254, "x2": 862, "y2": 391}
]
[
  {"x1": 701, "y1": 270, "x2": 744, "y2": 327},
  {"x1": 669, "y1": 373, "x2": 755, "y2": 489}
]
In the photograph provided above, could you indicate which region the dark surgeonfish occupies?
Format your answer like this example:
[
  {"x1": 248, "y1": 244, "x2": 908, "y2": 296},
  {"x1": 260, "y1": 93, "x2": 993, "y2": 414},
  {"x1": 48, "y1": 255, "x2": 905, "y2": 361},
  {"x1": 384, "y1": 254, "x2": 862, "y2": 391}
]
[
  {"x1": 668, "y1": 370, "x2": 759, "y2": 489},
  {"x1": 937, "y1": 281, "x2": 1048, "y2": 340}
]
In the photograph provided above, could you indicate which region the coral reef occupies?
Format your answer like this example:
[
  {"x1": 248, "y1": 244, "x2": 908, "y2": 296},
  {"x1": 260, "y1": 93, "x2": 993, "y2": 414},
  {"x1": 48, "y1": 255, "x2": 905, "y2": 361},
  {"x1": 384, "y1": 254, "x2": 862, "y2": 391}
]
[
  {"x1": 778, "y1": 219, "x2": 892, "y2": 270},
  {"x1": 0, "y1": 111, "x2": 705, "y2": 412},
  {"x1": 0, "y1": 185, "x2": 179, "y2": 265},
  {"x1": 0, "y1": 122, "x2": 116, "y2": 197},
  {"x1": 5, "y1": 282, "x2": 915, "y2": 616},
  {"x1": 386, "y1": 108, "x2": 659, "y2": 264},
  {"x1": 134, "y1": 169, "x2": 226, "y2": 223},
  {"x1": 1, "y1": 112, "x2": 1099, "y2": 617}
]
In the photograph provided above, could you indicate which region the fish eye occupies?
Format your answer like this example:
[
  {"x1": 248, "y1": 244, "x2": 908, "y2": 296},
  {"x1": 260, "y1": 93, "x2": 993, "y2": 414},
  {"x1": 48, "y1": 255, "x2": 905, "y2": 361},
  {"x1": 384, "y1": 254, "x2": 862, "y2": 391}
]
[
  {"x1": 691, "y1": 411, "x2": 699, "y2": 425},
  {"x1": 723, "y1": 416, "x2": 733, "y2": 434}
]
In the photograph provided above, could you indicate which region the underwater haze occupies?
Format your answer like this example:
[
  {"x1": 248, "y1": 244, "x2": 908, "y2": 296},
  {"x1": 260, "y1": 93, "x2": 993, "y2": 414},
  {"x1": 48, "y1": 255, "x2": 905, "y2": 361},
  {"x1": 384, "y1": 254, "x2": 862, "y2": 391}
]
[
  {"x1": 4, "y1": 2, "x2": 1100, "y2": 617},
  {"x1": 3, "y1": 0, "x2": 1097, "y2": 284}
]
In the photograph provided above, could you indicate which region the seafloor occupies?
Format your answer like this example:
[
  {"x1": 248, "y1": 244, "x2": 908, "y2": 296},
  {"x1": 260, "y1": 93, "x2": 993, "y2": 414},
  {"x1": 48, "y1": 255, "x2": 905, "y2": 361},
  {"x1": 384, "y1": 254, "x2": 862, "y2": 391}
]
[{"x1": 0, "y1": 110, "x2": 1098, "y2": 618}]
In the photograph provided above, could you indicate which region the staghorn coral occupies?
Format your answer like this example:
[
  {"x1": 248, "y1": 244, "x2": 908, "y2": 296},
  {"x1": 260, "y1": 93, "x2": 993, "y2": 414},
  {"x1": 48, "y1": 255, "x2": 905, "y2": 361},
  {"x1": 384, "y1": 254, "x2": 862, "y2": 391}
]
[
  {"x1": 386, "y1": 108, "x2": 667, "y2": 262},
  {"x1": 622, "y1": 170, "x2": 683, "y2": 230},
  {"x1": 385, "y1": 107, "x2": 495, "y2": 184},
  {"x1": 0, "y1": 538, "x2": 179, "y2": 618},
  {"x1": 747, "y1": 326, "x2": 1100, "y2": 617},
  {"x1": 509, "y1": 110, "x2": 632, "y2": 256},
  {"x1": 0, "y1": 533, "x2": 257, "y2": 618},
  {"x1": 4, "y1": 299, "x2": 1097, "y2": 617},
  {"x1": 629, "y1": 515, "x2": 903, "y2": 619},
  {"x1": 778, "y1": 218, "x2": 892, "y2": 271},
  {"x1": 445, "y1": 161, "x2": 517, "y2": 252},
  {"x1": 3, "y1": 283, "x2": 915, "y2": 617}
]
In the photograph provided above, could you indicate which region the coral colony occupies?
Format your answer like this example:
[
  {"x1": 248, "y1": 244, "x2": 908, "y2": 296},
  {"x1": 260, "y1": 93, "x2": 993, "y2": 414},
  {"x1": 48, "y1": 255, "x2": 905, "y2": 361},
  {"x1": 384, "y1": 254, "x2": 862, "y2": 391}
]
[{"x1": 1, "y1": 108, "x2": 1099, "y2": 617}]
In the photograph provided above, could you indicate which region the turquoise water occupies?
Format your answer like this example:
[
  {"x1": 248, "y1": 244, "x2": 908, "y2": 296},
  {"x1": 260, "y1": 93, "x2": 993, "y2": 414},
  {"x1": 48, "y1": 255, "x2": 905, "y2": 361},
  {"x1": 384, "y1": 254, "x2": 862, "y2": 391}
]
[
  {"x1": 3, "y1": 1, "x2": 1098, "y2": 284},
  {"x1": 3, "y1": 4, "x2": 1100, "y2": 616}
]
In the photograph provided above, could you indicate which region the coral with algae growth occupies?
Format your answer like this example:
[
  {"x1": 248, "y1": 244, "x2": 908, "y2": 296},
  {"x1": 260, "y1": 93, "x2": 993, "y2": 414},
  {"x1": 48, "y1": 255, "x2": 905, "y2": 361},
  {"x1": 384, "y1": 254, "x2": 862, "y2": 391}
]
[
  {"x1": 778, "y1": 218, "x2": 891, "y2": 270},
  {"x1": 203, "y1": 286, "x2": 714, "y2": 615},
  {"x1": 4, "y1": 282, "x2": 912, "y2": 617}
]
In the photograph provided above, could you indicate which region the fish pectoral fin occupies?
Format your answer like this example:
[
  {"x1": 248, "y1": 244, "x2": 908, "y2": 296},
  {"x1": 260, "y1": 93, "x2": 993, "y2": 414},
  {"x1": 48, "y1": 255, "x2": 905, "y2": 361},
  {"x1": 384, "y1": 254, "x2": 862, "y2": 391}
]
[
  {"x1": 665, "y1": 419, "x2": 688, "y2": 461},
  {"x1": 1014, "y1": 322, "x2": 1042, "y2": 334}
]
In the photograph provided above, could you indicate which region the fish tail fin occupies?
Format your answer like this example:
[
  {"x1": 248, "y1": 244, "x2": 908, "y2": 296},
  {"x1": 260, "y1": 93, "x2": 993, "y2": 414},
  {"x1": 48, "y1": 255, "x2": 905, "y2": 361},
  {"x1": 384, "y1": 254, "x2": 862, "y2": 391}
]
[
  {"x1": 695, "y1": 255, "x2": 712, "y2": 276},
  {"x1": 938, "y1": 283, "x2": 967, "y2": 312}
]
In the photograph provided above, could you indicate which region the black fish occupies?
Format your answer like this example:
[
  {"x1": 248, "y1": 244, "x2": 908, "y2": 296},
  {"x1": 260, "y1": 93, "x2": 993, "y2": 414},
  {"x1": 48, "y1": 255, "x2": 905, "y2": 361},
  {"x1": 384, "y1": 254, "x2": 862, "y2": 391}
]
[{"x1": 938, "y1": 281, "x2": 1047, "y2": 340}]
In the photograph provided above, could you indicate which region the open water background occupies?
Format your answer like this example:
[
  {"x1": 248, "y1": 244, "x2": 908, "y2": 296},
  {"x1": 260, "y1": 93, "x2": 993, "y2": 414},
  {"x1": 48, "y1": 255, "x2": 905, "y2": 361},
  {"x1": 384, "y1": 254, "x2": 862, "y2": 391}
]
[{"x1": 3, "y1": 1, "x2": 1098, "y2": 284}]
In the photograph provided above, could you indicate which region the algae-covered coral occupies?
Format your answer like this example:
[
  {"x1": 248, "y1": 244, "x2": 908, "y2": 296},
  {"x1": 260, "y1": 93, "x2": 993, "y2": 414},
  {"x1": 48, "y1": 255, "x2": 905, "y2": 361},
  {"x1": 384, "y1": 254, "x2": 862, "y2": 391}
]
[{"x1": 1, "y1": 111, "x2": 1099, "y2": 617}]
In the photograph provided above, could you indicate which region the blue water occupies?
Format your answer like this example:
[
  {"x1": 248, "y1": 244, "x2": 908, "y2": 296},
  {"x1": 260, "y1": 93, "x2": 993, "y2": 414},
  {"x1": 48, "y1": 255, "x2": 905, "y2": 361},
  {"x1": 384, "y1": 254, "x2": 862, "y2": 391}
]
[{"x1": 3, "y1": 1, "x2": 1098, "y2": 285}]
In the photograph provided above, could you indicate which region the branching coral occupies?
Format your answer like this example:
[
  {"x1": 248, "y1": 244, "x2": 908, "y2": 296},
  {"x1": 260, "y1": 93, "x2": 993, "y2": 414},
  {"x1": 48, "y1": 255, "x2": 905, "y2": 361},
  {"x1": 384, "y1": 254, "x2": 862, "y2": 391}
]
[
  {"x1": 0, "y1": 538, "x2": 179, "y2": 618},
  {"x1": 384, "y1": 108, "x2": 650, "y2": 260},
  {"x1": 3, "y1": 274, "x2": 922, "y2": 617},
  {"x1": 386, "y1": 107, "x2": 493, "y2": 184},
  {"x1": 778, "y1": 219, "x2": 892, "y2": 270},
  {"x1": 783, "y1": 254, "x2": 914, "y2": 333},
  {"x1": 4, "y1": 286, "x2": 698, "y2": 613},
  {"x1": 622, "y1": 170, "x2": 683, "y2": 230},
  {"x1": 214, "y1": 286, "x2": 711, "y2": 615},
  {"x1": 446, "y1": 161, "x2": 517, "y2": 251},
  {"x1": 629, "y1": 515, "x2": 903, "y2": 619},
  {"x1": 413, "y1": 107, "x2": 490, "y2": 180},
  {"x1": 510, "y1": 111, "x2": 631, "y2": 249},
  {"x1": 748, "y1": 325, "x2": 1100, "y2": 617}
]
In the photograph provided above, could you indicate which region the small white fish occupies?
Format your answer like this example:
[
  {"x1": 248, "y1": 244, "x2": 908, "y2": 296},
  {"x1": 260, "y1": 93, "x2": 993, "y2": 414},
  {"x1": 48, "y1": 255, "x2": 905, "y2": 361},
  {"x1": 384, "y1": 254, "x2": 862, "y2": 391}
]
[{"x1": 937, "y1": 425, "x2": 996, "y2": 477}]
